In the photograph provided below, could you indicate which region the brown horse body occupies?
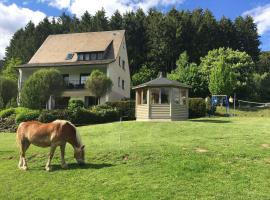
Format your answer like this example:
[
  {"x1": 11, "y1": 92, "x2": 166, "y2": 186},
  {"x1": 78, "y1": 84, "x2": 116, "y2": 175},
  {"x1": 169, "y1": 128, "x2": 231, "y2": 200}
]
[{"x1": 16, "y1": 120, "x2": 85, "y2": 171}]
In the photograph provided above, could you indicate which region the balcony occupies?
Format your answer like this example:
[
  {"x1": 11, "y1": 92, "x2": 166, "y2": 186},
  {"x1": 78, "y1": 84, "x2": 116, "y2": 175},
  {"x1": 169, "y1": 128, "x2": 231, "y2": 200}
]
[{"x1": 64, "y1": 80, "x2": 86, "y2": 90}]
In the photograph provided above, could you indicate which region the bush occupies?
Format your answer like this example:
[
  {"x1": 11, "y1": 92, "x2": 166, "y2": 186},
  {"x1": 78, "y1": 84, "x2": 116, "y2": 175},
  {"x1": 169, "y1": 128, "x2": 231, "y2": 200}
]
[
  {"x1": 189, "y1": 98, "x2": 206, "y2": 118},
  {"x1": 0, "y1": 114, "x2": 17, "y2": 132},
  {"x1": 71, "y1": 108, "x2": 96, "y2": 125},
  {"x1": 38, "y1": 109, "x2": 73, "y2": 123},
  {"x1": 106, "y1": 101, "x2": 135, "y2": 120},
  {"x1": 0, "y1": 108, "x2": 15, "y2": 118},
  {"x1": 15, "y1": 110, "x2": 40, "y2": 124},
  {"x1": 68, "y1": 99, "x2": 85, "y2": 110},
  {"x1": 90, "y1": 105, "x2": 119, "y2": 123}
]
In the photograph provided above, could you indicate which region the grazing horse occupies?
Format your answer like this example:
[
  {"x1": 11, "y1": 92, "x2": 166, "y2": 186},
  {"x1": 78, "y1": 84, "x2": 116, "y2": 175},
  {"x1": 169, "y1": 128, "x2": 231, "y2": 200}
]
[{"x1": 16, "y1": 120, "x2": 85, "y2": 171}]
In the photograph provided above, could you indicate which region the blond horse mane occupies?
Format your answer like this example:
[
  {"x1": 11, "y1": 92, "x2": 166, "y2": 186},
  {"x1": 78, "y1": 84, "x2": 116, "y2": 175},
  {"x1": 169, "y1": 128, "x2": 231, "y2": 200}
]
[{"x1": 53, "y1": 120, "x2": 82, "y2": 147}]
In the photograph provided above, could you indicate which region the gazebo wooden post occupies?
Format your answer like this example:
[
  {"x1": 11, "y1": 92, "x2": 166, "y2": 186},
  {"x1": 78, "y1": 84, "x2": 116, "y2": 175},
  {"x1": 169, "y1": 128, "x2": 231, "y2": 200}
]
[
  {"x1": 169, "y1": 88, "x2": 172, "y2": 118},
  {"x1": 147, "y1": 88, "x2": 150, "y2": 118}
]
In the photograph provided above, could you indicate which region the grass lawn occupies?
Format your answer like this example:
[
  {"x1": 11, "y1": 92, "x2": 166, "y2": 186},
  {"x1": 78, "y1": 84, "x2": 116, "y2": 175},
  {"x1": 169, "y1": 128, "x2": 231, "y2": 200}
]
[{"x1": 1, "y1": 117, "x2": 270, "y2": 199}]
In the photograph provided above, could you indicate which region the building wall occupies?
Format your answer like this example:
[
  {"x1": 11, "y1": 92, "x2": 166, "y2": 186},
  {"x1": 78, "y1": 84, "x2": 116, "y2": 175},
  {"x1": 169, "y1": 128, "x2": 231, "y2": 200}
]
[{"x1": 107, "y1": 35, "x2": 131, "y2": 102}]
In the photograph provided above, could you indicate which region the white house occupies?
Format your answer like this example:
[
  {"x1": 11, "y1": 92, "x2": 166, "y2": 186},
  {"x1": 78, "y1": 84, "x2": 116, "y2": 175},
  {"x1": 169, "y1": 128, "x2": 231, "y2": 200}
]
[{"x1": 17, "y1": 30, "x2": 130, "y2": 108}]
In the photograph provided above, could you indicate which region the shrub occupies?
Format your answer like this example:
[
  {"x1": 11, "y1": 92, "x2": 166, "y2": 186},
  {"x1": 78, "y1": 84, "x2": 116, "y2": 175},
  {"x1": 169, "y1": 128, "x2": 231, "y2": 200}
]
[
  {"x1": 71, "y1": 108, "x2": 96, "y2": 125},
  {"x1": 90, "y1": 105, "x2": 119, "y2": 123},
  {"x1": 15, "y1": 110, "x2": 40, "y2": 124},
  {"x1": 106, "y1": 101, "x2": 135, "y2": 120},
  {"x1": 68, "y1": 99, "x2": 85, "y2": 110},
  {"x1": 0, "y1": 114, "x2": 17, "y2": 132},
  {"x1": 0, "y1": 108, "x2": 15, "y2": 118},
  {"x1": 189, "y1": 98, "x2": 206, "y2": 118},
  {"x1": 38, "y1": 109, "x2": 73, "y2": 123}
]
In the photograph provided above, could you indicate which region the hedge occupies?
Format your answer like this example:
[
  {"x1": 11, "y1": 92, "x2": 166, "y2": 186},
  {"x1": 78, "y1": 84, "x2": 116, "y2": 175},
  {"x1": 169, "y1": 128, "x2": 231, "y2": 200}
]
[
  {"x1": 106, "y1": 101, "x2": 135, "y2": 120},
  {"x1": 189, "y1": 98, "x2": 206, "y2": 118},
  {"x1": 15, "y1": 110, "x2": 40, "y2": 124},
  {"x1": 38, "y1": 109, "x2": 73, "y2": 123},
  {"x1": 0, "y1": 108, "x2": 15, "y2": 118}
]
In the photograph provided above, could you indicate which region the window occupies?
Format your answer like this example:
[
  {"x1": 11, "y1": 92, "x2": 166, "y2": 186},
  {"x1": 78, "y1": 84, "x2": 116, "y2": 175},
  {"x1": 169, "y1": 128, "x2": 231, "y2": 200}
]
[
  {"x1": 66, "y1": 53, "x2": 74, "y2": 60},
  {"x1": 142, "y1": 89, "x2": 147, "y2": 104},
  {"x1": 91, "y1": 53, "x2": 97, "y2": 60},
  {"x1": 137, "y1": 89, "x2": 142, "y2": 105},
  {"x1": 97, "y1": 52, "x2": 103, "y2": 60},
  {"x1": 122, "y1": 60, "x2": 125, "y2": 70},
  {"x1": 173, "y1": 88, "x2": 180, "y2": 104},
  {"x1": 78, "y1": 53, "x2": 84, "y2": 61},
  {"x1": 118, "y1": 77, "x2": 120, "y2": 87},
  {"x1": 122, "y1": 80, "x2": 125, "y2": 90},
  {"x1": 62, "y1": 74, "x2": 69, "y2": 86},
  {"x1": 85, "y1": 53, "x2": 90, "y2": 61},
  {"x1": 150, "y1": 88, "x2": 170, "y2": 104},
  {"x1": 119, "y1": 56, "x2": 121, "y2": 67},
  {"x1": 151, "y1": 88, "x2": 160, "y2": 104},
  {"x1": 180, "y1": 89, "x2": 187, "y2": 105},
  {"x1": 161, "y1": 88, "x2": 170, "y2": 104},
  {"x1": 80, "y1": 73, "x2": 90, "y2": 85}
]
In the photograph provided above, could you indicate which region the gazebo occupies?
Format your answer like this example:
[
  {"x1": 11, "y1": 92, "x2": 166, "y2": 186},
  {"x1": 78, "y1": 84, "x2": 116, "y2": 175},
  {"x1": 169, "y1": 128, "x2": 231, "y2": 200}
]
[{"x1": 132, "y1": 73, "x2": 191, "y2": 121}]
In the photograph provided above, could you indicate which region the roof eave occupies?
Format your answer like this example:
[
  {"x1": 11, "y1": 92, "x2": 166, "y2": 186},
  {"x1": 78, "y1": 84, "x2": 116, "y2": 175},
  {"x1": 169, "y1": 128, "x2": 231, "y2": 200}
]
[{"x1": 16, "y1": 59, "x2": 115, "y2": 69}]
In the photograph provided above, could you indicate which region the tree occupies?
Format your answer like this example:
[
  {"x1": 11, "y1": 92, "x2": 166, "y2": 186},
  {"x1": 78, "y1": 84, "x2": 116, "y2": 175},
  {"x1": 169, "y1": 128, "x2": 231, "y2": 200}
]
[
  {"x1": 167, "y1": 52, "x2": 208, "y2": 97},
  {"x1": 2, "y1": 58, "x2": 21, "y2": 80},
  {"x1": 0, "y1": 76, "x2": 17, "y2": 108},
  {"x1": 85, "y1": 70, "x2": 113, "y2": 104},
  {"x1": 110, "y1": 10, "x2": 123, "y2": 30},
  {"x1": 20, "y1": 69, "x2": 64, "y2": 109},
  {"x1": 200, "y1": 47, "x2": 254, "y2": 98},
  {"x1": 208, "y1": 59, "x2": 236, "y2": 95},
  {"x1": 132, "y1": 65, "x2": 157, "y2": 86}
]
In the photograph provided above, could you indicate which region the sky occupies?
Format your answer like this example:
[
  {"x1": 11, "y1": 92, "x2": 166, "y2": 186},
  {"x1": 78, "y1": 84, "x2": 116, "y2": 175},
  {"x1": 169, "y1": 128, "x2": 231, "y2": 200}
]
[{"x1": 1, "y1": 0, "x2": 270, "y2": 59}]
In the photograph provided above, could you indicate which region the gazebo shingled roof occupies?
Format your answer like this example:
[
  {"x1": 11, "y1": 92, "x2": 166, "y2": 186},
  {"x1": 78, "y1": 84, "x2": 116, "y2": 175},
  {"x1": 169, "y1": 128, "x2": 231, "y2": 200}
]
[{"x1": 132, "y1": 73, "x2": 192, "y2": 89}]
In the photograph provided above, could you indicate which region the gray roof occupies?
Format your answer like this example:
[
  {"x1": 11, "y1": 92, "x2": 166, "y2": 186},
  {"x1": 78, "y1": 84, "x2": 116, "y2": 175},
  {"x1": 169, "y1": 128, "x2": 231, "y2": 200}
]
[{"x1": 132, "y1": 75, "x2": 192, "y2": 89}]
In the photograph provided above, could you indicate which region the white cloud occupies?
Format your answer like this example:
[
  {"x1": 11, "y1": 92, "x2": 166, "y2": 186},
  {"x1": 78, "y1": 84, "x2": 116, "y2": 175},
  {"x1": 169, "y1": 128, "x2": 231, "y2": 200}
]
[
  {"x1": 0, "y1": 3, "x2": 46, "y2": 59},
  {"x1": 41, "y1": 0, "x2": 184, "y2": 17},
  {"x1": 243, "y1": 4, "x2": 270, "y2": 35},
  {"x1": 38, "y1": 0, "x2": 71, "y2": 9}
]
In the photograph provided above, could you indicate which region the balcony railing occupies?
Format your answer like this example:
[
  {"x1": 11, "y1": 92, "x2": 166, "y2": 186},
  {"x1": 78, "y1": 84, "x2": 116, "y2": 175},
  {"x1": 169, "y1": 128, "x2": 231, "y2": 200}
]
[
  {"x1": 20, "y1": 80, "x2": 86, "y2": 90},
  {"x1": 64, "y1": 80, "x2": 85, "y2": 89}
]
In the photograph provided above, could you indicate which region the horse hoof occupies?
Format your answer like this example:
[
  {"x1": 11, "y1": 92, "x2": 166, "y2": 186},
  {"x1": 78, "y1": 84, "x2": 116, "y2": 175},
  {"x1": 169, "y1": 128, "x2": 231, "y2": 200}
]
[
  {"x1": 61, "y1": 164, "x2": 68, "y2": 169},
  {"x1": 20, "y1": 166, "x2": 28, "y2": 170},
  {"x1": 45, "y1": 166, "x2": 52, "y2": 172}
]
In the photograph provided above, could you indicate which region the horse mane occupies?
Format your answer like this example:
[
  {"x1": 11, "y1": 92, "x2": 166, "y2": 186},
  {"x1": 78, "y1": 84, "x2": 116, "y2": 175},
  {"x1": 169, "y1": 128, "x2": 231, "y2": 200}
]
[{"x1": 53, "y1": 120, "x2": 82, "y2": 147}]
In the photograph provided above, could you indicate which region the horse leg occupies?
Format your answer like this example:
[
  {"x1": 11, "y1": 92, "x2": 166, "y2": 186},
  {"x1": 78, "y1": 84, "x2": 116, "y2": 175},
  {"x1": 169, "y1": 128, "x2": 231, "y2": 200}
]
[
  {"x1": 45, "y1": 145, "x2": 56, "y2": 171},
  {"x1": 18, "y1": 140, "x2": 30, "y2": 170},
  {"x1": 60, "y1": 143, "x2": 68, "y2": 169}
]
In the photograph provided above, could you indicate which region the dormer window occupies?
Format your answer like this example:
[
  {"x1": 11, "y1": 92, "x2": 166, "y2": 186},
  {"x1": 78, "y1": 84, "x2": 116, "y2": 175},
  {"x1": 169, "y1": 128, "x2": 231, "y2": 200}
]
[
  {"x1": 97, "y1": 52, "x2": 103, "y2": 60},
  {"x1": 85, "y1": 53, "x2": 90, "y2": 61},
  {"x1": 78, "y1": 53, "x2": 84, "y2": 61},
  {"x1": 77, "y1": 52, "x2": 104, "y2": 61},
  {"x1": 66, "y1": 53, "x2": 74, "y2": 60},
  {"x1": 91, "y1": 53, "x2": 97, "y2": 60}
]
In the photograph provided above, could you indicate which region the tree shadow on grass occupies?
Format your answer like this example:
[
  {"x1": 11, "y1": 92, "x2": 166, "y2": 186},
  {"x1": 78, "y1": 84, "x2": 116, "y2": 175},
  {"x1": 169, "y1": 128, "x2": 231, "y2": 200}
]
[
  {"x1": 51, "y1": 162, "x2": 114, "y2": 171},
  {"x1": 190, "y1": 119, "x2": 231, "y2": 123}
]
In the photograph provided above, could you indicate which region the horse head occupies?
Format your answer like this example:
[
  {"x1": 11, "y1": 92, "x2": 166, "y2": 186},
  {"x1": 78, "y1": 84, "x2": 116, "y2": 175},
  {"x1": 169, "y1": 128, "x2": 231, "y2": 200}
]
[{"x1": 74, "y1": 145, "x2": 85, "y2": 165}]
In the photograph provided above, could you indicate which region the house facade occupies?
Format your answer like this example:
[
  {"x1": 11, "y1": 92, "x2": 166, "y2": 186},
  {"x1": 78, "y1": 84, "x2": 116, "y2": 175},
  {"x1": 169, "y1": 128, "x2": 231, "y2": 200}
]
[{"x1": 17, "y1": 30, "x2": 130, "y2": 108}]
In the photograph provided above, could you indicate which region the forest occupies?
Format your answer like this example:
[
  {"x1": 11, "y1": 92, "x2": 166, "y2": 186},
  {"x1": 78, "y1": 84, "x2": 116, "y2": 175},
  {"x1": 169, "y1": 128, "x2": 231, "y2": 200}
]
[{"x1": 2, "y1": 8, "x2": 270, "y2": 101}]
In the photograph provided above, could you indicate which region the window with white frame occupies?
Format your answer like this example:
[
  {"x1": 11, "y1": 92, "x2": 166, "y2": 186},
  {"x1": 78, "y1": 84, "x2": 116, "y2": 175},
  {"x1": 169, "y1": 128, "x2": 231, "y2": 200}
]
[
  {"x1": 122, "y1": 80, "x2": 125, "y2": 90},
  {"x1": 122, "y1": 60, "x2": 125, "y2": 70},
  {"x1": 150, "y1": 88, "x2": 170, "y2": 104},
  {"x1": 118, "y1": 77, "x2": 120, "y2": 87},
  {"x1": 180, "y1": 89, "x2": 187, "y2": 105},
  {"x1": 142, "y1": 89, "x2": 147, "y2": 104},
  {"x1": 119, "y1": 56, "x2": 121, "y2": 67},
  {"x1": 173, "y1": 88, "x2": 180, "y2": 104},
  {"x1": 150, "y1": 88, "x2": 160, "y2": 104}
]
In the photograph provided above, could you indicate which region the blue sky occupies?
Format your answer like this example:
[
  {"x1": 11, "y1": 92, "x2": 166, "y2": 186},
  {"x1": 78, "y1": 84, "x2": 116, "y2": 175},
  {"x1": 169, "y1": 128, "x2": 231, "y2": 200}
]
[{"x1": 0, "y1": 0, "x2": 270, "y2": 59}]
